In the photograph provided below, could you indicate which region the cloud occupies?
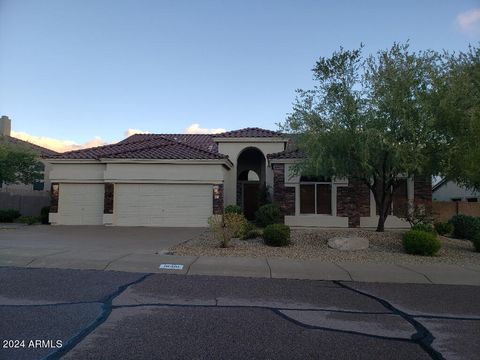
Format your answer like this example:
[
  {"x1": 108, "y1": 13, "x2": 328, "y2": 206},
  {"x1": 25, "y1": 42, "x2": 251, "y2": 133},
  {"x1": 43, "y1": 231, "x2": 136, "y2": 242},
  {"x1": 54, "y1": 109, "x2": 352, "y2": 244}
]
[
  {"x1": 456, "y1": 8, "x2": 480, "y2": 35},
  {"x1": 124, "y1": 128, "x2": 150, "y2": 137},
  {"x1": 183, "y1": 123, "x2": 226, "y2": 134},
  {"x1": 11, "y1": 131, "x2": 108, "y2": 153}
]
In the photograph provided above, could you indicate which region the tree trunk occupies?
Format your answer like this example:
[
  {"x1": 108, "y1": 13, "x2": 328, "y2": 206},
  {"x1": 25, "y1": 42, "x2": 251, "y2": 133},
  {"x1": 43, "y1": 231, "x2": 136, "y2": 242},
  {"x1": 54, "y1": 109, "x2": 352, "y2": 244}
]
[{"x1": 376, "y1": 211, "x2": 386, "y2": 232}]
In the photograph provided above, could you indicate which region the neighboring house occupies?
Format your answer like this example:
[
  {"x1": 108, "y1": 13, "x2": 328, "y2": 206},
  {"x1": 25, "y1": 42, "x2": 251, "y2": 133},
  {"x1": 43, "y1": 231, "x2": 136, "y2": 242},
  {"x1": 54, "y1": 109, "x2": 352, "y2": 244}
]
[
  {"x1": 0, "y1": 115, "x2": 58, "y2": 215},
  {"x1": 432, "y1": 179, "x2": 480, "y2": 202},
  {"x1": 45, "y1": 127, "x2": 431, "y2": 228}
]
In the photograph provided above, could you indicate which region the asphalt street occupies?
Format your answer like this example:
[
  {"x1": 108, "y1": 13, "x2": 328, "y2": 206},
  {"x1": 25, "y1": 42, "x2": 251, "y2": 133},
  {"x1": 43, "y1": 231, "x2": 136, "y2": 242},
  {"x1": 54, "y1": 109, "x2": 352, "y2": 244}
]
[{"x1": 0, "y1": 267, "x2": 479, "y2": 360}]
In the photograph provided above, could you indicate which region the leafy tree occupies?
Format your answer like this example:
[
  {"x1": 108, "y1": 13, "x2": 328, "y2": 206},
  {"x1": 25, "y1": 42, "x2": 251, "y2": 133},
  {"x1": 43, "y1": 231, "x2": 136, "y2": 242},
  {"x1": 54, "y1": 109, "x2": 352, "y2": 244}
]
[
  {"x1": 0, "y1": 140, "x2": 43, "y2": 186},
  {"x1": 281, "y1": 43, "x2": 440, "y2": 231},
  {"x1": 432, "y1": 46, "x2": 480, "y2": 190}
]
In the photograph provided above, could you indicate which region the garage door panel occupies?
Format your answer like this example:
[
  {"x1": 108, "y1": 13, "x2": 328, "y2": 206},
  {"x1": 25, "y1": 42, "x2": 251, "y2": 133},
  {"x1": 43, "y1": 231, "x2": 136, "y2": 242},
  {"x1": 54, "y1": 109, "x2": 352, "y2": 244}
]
[
  {"x1": 115, "y1": 184, "x2": 212, "y2": 227},
  {"x1": 58, "y1": 184, "x2": 104, "y2": 225}
]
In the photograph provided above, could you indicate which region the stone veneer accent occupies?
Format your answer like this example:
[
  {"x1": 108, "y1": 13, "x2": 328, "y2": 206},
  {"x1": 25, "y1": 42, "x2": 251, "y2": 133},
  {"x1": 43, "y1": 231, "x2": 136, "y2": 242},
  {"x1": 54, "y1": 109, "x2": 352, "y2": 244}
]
[
  {"x1": 104, "y1": 183, "x2": 114, "y2": 214},
  {"x1": 336, "y1": 179, "x2": 370, "y2": 227},
  {"x1": 272, "y1": 164, "x2": 295, "y2": 218},
  {"x1": 50, "y1": 183, "x2": 59, "y2": 213},
  {"x1": 213, "y1": 184, "x2": 224, "y2": 215}
]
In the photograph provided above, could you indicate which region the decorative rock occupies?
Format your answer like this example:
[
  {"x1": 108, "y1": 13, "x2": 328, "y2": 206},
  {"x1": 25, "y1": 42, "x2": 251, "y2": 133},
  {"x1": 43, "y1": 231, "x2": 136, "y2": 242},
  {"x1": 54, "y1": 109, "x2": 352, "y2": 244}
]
[{"x1": 328, "y1": 236, "x2": 369, "y2": 251}]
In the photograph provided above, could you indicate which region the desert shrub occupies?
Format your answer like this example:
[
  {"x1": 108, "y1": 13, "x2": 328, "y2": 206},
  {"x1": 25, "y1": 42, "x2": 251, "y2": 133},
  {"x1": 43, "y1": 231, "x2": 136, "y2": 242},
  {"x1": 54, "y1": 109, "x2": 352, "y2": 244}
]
[
  {"x1": 472, "y1": 233, "x2": 480, "y2": 252},
  {"x1": 242, "y1": 229, "x2": 263, "y2": 240},
  {"x1": 402, "y1": 230, "x2": 441, "y2": 256},
  {"x1": 263, "y1": 224, "x2": 291, "y2": 247},
  {"x1": 224, "y1": 205, "x2": 242, "y2": 214},
  {"x1": 449, "y1": 214, "x2": 480, "y2": 240},
  {"x1": 224, "y1": 213, "x2": 248, "y2": 238},
  {"x1": 40, "y1": 206, "x2": 50, "y2": 224},
  {"x1": 411, "y1": 223, "x2": 435, "y2": 234},
  {"x1": 208, "y1": 215, "x2": 231, "y2": 248},
  {"x1": 255, "y1": 204, "x2": 280, "y2": 227},
  {"x1": 208, "y1": 213, "x2": 249, "y2": 248},
  {"x1": 0, "y1": 209, "x2": 21, "y2": 223},
  {"x1": 17, "y1": 216, "x2": 39, "y2": 225},
  {"x1": 434, "y1": 222, "x2": 454, "y2": 236}
]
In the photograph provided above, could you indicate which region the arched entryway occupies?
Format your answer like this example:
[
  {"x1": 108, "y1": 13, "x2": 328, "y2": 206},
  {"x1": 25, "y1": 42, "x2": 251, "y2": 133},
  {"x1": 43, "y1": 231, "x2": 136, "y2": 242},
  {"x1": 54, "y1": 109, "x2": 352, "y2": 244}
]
[{"x1": 236, "y1": 147, "x2": 266, "y2": 220}]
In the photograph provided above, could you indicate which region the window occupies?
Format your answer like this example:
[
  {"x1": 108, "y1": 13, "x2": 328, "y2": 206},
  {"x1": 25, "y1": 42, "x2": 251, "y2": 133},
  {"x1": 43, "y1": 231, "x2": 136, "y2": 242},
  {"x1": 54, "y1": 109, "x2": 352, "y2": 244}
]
[
  {"x1": 33, "y1": 181, "x2": 44, "y2": 191},
  {"x1": 451, "y1": 198, "x2": 461, "y2": 202},
  {"x1": 33, "y1": 163, "x2": 45, "y2": 191},
  {"x1": 300, "y1": 177, "x2": 332, "y2": 215},
  {"x1": 467, "y1": 198, "x2": 478, "y2": 202}
]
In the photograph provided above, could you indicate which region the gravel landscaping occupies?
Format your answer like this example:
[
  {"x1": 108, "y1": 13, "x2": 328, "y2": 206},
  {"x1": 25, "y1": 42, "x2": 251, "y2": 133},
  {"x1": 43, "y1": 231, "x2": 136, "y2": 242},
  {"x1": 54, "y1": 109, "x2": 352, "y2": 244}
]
[{"x1": 171, "y1": 228, "x2": 480, "y2": 265}]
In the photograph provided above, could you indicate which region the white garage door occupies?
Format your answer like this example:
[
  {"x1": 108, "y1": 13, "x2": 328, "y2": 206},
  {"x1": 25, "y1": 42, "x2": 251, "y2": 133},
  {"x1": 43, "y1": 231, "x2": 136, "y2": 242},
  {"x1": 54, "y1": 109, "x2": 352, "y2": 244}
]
[
  {"x1": 114, "y1": 184, "x2": 212, "y2": 227},
  {"x1": 58, "y1": 183, "x2": 104, "y2": 225}
]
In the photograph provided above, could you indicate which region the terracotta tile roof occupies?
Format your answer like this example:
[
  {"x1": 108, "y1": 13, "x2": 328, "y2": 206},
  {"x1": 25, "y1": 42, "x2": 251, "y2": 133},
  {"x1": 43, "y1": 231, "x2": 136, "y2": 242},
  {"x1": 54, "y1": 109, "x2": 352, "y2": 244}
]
[
  {"x1": 214, "y1": 127, "x2": 283, "y2": 138},
  {"x1": 48, "y1": 127, "x2": 285, "y2": 161},
  {"x1": 1, "y1": 135, "x2": 58, "y2": 157},
  {"x1": 267, "y1": 148, "x2": 304, "y2": 160},
  {"x1": 49, "y1": 135, "x2": 227, "y2": 160},
  {"x1": 118, "y1": 133, "x2": 218, "y2": 153}
]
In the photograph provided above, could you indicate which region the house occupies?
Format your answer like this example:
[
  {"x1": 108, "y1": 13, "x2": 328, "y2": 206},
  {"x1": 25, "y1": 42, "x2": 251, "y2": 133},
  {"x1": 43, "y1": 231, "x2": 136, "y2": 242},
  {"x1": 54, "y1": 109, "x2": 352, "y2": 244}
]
[
  {"x1": 45, "y1": 127, "x2": 431, "y2": 228},
  {"x1": 432, "y1": 179, "x2": 480, "y2": 202},
  {"x1": 0, "y1": 116, "x2": 58, "y2": 216}
]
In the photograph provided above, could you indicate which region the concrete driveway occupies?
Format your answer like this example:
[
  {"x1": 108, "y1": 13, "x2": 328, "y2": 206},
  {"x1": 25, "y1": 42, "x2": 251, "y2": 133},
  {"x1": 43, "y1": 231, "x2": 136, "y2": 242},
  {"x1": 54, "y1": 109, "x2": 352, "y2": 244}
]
[{"x1": 0, "y1": 225, "x2": 205, "y2": 270}]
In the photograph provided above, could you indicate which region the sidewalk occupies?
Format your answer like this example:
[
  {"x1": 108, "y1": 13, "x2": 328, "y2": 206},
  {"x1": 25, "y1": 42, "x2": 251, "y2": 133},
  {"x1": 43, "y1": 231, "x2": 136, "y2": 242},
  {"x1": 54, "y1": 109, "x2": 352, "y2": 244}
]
[{"x1": 1, "y1": 246, "x2": 479, "y2": 285}]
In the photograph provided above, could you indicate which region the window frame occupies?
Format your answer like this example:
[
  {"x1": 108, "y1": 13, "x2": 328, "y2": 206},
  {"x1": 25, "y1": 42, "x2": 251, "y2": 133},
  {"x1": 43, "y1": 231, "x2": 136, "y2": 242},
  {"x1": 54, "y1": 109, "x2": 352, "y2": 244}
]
[{"x1": 299, "y1": 180, "x2": 333, "y2": 215}]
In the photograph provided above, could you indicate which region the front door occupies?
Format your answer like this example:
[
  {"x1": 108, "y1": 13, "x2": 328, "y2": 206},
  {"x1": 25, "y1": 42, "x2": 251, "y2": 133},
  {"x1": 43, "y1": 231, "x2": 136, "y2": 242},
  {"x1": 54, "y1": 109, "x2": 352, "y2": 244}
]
[{"x1": 243, "y1": 183, "x2": 259, "y2": 220}]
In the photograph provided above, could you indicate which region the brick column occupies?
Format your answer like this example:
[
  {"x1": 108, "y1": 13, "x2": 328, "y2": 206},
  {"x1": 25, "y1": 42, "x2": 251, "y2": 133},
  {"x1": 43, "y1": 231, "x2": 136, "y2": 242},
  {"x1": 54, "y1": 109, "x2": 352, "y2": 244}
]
[
  {"x1": 272, "y1": 163, "x2": 295, "y2": 220},
  {"x1": 104, "y1": 183, "x2": 114, "y2": 214},
  {"x1": 50, "y1": 183, "x2": 59, "y2": 213},
  {"x1": 213, "y1": 184, "x2": 224, "y2": 215},
  {"x1": 337, "y1": 179, "x2": 370, "y2": 228}
]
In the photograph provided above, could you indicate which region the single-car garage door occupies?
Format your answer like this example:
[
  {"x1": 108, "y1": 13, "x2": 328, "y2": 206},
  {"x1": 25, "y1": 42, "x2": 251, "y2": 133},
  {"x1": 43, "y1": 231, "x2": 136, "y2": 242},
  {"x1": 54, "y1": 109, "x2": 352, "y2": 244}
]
[
  {"x1": 114, "y1": 184, "x2": 212, "y2": 227},
  {"x1": 58, "y1": 183, "x2": 104, "y2": 225}
]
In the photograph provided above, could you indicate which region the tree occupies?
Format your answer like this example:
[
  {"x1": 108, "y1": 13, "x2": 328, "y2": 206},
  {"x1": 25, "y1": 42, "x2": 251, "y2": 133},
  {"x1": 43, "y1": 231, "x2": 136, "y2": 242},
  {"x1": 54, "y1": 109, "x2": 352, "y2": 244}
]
[
  {"x1": 281, "y1": 43, "x2": 440, "y2": 232},
  {"x1": 0, "y1": 140, "x2": 43, "y2": 186},
  {"x1": 432, "y1": 46, "x2": 480, "y2": 191}
]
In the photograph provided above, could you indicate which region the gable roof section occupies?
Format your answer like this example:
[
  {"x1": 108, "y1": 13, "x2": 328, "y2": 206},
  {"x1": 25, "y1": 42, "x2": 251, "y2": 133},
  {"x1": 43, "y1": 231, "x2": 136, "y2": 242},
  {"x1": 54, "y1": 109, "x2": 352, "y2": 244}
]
[
  {"x1": 214, "y1": 127, "x2": 282, "y2": 138},
  {"x1": 1, "y1": 135, "x2": 58, "y2": 157},
  {"x1": 48, "y1": 135, "x2": 227, "y2": 161},
  {"x1": 432, "y1": 178, "x2": 447, "y2": 192}
]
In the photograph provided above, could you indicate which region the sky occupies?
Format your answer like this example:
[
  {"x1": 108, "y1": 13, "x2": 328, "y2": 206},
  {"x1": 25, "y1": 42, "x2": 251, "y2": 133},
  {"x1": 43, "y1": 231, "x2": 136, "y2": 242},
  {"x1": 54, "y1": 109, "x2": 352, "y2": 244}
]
[{"x1": 0, "y1": 0, "x2": 479, "y2": 152}]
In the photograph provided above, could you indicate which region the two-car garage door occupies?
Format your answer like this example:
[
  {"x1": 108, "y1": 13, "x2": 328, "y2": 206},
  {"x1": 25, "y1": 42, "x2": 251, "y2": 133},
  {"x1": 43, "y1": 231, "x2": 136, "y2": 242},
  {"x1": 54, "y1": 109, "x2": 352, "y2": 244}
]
[
  {"x1": 57, "y1": 183, "x2": 212, "y2": 227},
  {"x1": 115, "y1": 184, "x2": 212, "y2": 227}
]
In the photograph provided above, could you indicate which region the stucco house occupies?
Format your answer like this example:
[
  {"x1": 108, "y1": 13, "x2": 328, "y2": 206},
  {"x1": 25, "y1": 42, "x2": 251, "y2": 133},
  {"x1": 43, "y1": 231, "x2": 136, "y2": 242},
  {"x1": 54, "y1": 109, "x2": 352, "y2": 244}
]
[
  {"x1": 0, "y1": 116, "x2": 58, "y2": 215},
  {"x1": 432, "y1": 179, "x2": 480, "y2": 202},
  {"x1": 46, "y1": 127, "x2": 431, "y2": 228}
]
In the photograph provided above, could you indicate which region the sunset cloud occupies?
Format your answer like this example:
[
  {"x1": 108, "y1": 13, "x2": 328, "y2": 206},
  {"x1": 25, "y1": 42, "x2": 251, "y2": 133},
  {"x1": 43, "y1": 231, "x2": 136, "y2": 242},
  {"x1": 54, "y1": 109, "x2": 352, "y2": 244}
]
[
  {"x1": 183, "y1": 123, "x2": 225, "y2": 134},
  {"x1": 11, "y1": 131, "x2": 108, "y2": 153},
  {"x1": 124, "y1": 128, "x2": 151, "y2": 137},
  {"x1": 456, "y1": 8, "x2": 480, "y2": 35}
]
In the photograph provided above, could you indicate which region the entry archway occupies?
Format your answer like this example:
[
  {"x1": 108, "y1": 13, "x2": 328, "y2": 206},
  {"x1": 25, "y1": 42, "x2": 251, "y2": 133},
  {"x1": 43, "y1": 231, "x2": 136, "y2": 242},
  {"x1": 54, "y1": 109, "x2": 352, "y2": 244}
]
[{"x1": 236, "y1": 147, "x2": 266, "y2": 220}]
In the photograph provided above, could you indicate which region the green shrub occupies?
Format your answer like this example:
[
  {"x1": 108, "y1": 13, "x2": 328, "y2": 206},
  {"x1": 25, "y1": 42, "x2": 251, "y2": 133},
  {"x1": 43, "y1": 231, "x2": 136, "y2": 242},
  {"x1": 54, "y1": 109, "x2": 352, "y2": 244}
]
[
  {"x1": 263, "y1": 224, "x2": 291, "y2": 247},
  {"x1": 40, "y1": 206, "x2": 50, "y2": 224},
  {"x1": 17, "y1": 216, "x2": 39, "y2": 225},
  {"x1": 434, "y1": 222, "x2": 454, "y2": 236},
  {"x1": 411, "y1": 223, "x2": 435, "y2": 234},
  {"x1": 224, "y1": 205, "x2": 242, "y2": 214},
  {"x1": 449, "y1": 214, "x2": 480, "y2": 240},
  {"x1": 243, "y1": 229, "x2": 263, "y2": 240},
  {"x1": 0, "y1": 209, "x2": 21, "y2": 223},
  {"x1": 255, "y1": 204, "x2": 280, "y2": 227},
  {"x1": 402, "y1": 230, "x2": 441, "y2": 256}
]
